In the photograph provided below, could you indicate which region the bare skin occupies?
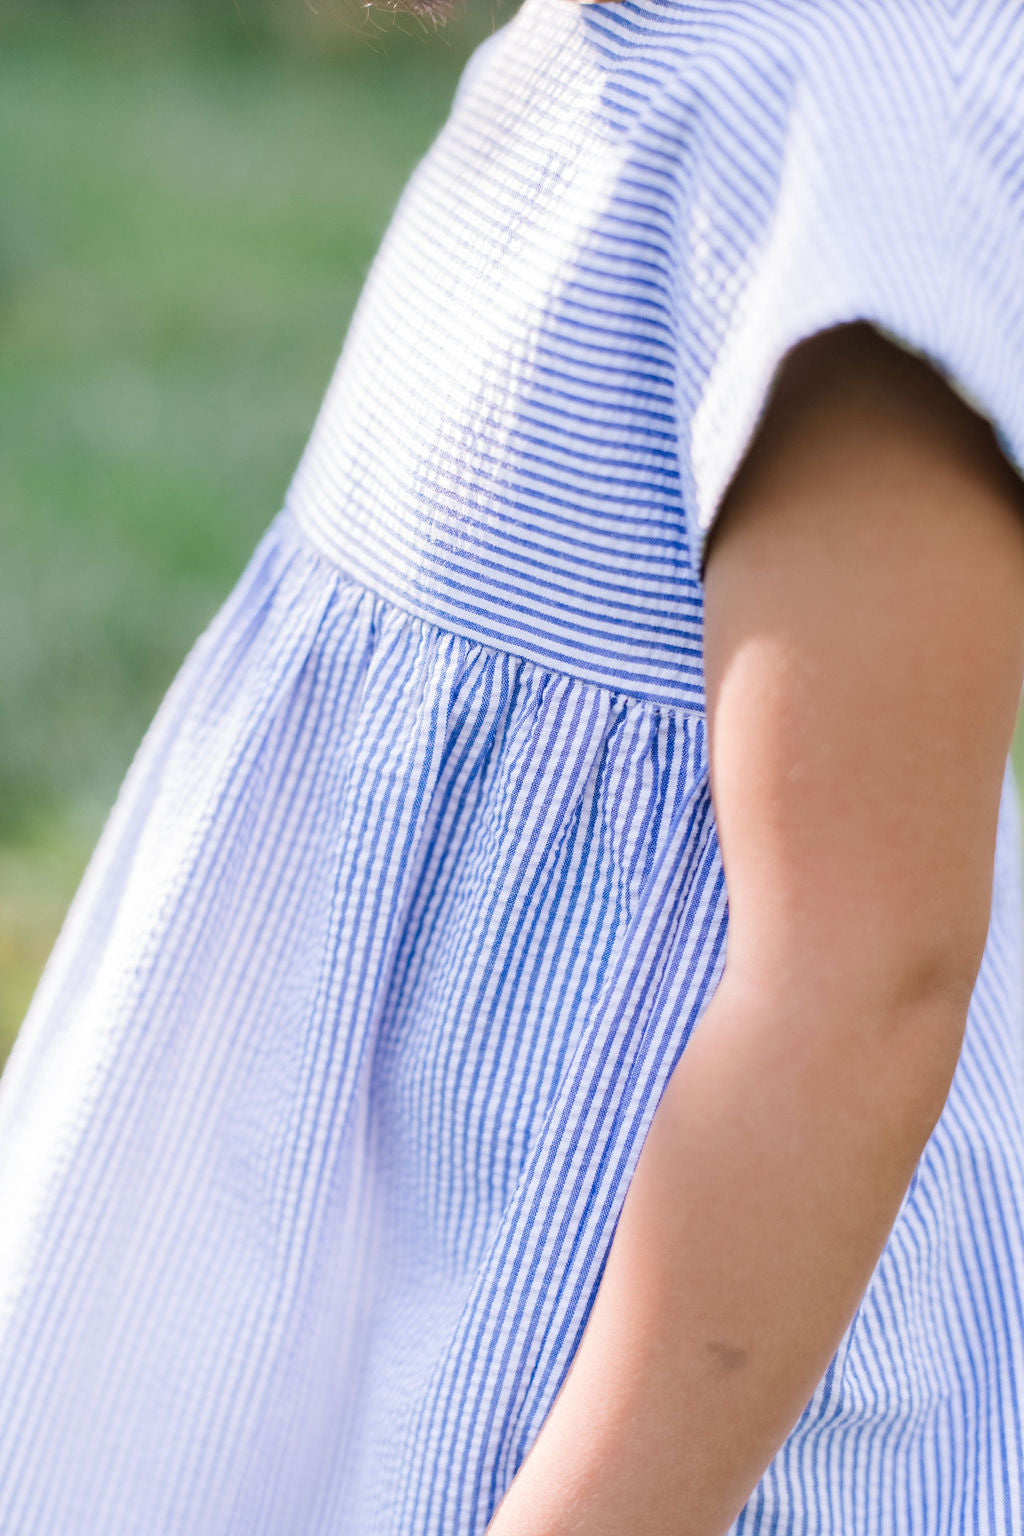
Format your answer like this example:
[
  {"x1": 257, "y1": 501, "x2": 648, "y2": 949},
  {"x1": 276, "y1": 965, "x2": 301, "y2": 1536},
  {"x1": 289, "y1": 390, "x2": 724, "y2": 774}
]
[{"x1": 485, "y1": 323, "x2": 1024, "y2": 1535}]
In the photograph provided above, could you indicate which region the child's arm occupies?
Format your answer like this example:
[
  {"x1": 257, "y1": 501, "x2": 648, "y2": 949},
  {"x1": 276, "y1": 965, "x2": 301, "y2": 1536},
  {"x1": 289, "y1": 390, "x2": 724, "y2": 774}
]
[{"x1": 486, "y1": 323, "x2": 1024, "y2": 1536}]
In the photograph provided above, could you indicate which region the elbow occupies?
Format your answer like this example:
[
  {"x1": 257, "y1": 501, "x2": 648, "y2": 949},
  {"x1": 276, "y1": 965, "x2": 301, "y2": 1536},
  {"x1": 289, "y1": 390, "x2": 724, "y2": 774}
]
[
  {"x1": 726, "y1": 901, "x2": 988, "y2": 1025},
  {"x1": 872, "y1": 961, "x2": 974, "y2": 1131},
  {"x1": 721, "y1": 910, "x2": 989, "y2": 1126},
  {"x1": 871, "y1": 907, "x2": 989, "y2": 1038}
]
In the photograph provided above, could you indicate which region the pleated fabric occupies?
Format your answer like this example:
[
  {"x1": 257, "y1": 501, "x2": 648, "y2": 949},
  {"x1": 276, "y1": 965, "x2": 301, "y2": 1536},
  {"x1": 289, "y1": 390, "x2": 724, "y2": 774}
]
[{"x1": 2, "y1": 2, "x2": 1024, "y2": 1532}]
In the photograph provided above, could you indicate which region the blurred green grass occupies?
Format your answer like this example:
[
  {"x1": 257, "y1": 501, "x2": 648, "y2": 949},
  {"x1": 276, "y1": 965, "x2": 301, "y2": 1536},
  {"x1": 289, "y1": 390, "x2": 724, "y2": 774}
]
[
  {"x1": 0, "y1": 0, "x2": 512, "y2": 1058},
  {"x1": 3, "y1": 2, "x2": 1024, "y2": 1063}
]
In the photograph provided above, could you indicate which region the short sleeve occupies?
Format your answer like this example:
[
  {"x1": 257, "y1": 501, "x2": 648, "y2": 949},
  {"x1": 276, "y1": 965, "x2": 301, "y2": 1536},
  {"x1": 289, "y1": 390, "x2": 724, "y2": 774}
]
[{"x1": 675, "y1": 1, "x2": 1024, "y2": 581}]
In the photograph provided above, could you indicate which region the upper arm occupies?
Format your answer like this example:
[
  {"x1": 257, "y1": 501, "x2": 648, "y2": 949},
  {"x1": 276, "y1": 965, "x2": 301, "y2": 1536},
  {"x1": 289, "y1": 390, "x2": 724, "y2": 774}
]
[{"x1": 703, "y1": 323, "x2": 1024, "y2": 1018}]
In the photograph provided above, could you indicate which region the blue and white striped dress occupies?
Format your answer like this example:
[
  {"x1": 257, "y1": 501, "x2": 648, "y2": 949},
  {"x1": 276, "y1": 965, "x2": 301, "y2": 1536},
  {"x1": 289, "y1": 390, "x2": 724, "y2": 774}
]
[{"x1": 3, "y1": 1, "x2": 1024, "y2": 1531}]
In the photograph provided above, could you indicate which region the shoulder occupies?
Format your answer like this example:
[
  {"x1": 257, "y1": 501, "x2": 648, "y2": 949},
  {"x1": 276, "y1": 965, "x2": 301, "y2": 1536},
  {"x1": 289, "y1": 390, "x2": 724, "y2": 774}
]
[
  {"x1": 658, "y1": 0, "x2": 1024, "y2": 151},
  {"x1": 640, "y1": 0, "x2": 954, "y2": 257},
  {"x1": 669, "y1": 0, "x2": 1024, "y2": 572},
  {"x1": 662, "y1": 0, "x2": 1024, "y2": 257}
]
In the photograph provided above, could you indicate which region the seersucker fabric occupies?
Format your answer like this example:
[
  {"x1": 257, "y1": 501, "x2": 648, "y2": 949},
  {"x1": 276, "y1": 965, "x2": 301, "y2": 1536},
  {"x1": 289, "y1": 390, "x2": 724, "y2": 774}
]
[{"x1": 2, "y1": 1, "x2": 1024, "y2": 1531}]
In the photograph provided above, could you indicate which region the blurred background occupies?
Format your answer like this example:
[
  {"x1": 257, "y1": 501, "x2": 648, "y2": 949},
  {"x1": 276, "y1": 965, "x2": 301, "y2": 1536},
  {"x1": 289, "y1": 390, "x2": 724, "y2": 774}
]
[
  {"x1": 2, "y1": 0, "x2": 1023, "y2": 1065},
  {"x1": 0, "y1": 0, "x2": 514, "y2": 1060}
]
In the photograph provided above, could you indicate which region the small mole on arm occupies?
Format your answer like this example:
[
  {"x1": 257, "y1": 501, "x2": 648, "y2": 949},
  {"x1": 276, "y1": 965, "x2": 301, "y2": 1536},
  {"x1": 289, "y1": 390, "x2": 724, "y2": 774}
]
[{"x1": 706, "y1": 1340, "x2": 749, "y2": 1371}]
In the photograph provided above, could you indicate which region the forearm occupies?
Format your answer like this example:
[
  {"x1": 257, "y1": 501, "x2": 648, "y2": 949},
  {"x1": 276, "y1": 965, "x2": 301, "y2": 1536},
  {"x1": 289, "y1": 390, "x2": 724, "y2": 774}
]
[{"x1": 485, "y1": 969, "x2": 965, "y2": 1536}]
